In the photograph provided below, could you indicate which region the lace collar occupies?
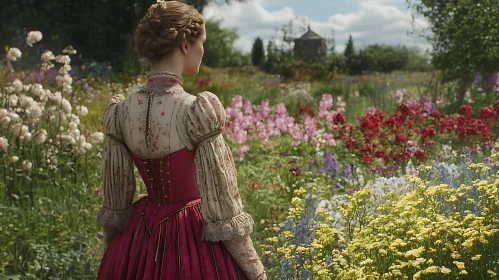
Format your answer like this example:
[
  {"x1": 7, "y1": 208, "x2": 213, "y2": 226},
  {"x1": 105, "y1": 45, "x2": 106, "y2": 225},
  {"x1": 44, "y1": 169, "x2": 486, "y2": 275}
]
[{"x1": 137, "y1": 78, "x2": 185, "y2": 96}]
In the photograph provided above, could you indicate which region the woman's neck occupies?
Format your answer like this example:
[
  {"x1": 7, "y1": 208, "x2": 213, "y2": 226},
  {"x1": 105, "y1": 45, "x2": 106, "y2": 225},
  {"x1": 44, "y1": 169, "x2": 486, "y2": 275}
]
[{"x1": 149, "y1": 54, "x2": 184, "y2": 78}]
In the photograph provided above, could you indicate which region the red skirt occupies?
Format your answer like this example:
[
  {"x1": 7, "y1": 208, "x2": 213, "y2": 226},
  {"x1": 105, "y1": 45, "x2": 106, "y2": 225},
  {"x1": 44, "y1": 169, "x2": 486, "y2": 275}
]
[{"x1": 97, "y1": 197, "x2": 247, "y2": 280}]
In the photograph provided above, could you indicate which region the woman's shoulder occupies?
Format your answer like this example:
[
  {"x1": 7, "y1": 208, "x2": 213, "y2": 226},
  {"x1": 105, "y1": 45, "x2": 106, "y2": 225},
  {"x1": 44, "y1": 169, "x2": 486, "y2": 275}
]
[{"x1": 101, "y1": 94, "x2": 127, "y2": 135}]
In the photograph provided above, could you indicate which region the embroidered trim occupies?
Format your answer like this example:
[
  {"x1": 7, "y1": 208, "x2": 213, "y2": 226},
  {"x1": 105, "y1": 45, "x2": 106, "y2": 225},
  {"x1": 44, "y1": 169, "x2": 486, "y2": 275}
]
[
  {"x1": 195, "y1": 129, "x2": 223, "y2": 145},
  {"x1": 202, "y1": 212, "x2": 255, "y2": 242}
]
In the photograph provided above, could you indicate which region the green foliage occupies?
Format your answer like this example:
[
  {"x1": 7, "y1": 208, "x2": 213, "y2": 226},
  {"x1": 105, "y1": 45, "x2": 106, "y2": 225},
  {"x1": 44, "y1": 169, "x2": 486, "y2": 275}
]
[
  {"x1": 0, "y1": 0, "x2": 246, "y2": 72},
  {"x1": 263, "y1": 41, "x2": 279, "y2": 73},
  {"x1": 202, "y1": 19, "x2": 250, "y2": 68},
  {"x1": 344, "y1": 35, "x2": 355, "y2": 60},
  {"x1": 251, "y1": 37, "x2": 265, "y2": 67},
  {"x1": 407, "y1": 0, "x2": 499, "y2": 103}
]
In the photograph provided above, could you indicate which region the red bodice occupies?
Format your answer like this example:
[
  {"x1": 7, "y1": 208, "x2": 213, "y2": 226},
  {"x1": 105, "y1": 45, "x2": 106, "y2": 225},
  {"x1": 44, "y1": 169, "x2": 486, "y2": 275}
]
[{"x1": 131, "y1": 147, "x2": 201, "y2": 205}]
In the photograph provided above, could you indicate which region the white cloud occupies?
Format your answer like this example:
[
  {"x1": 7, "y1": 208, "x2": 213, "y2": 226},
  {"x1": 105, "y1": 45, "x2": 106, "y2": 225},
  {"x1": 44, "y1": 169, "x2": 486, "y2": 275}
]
[{"x1": 203, "y1": 0, "x2": 431, "y2": 54}]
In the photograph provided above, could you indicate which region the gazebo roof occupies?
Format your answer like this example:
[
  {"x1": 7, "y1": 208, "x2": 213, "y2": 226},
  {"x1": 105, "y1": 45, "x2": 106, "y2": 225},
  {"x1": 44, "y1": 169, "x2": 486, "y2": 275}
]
[{"x1": 296, "y1": 26, "x2": 323, "y2": 40}]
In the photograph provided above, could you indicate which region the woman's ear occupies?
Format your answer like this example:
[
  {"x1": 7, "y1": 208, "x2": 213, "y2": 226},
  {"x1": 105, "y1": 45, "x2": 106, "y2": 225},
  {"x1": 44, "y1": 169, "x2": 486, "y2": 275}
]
[{"x1": 181, "y1": 40, "x2": 189, "y2": 55}]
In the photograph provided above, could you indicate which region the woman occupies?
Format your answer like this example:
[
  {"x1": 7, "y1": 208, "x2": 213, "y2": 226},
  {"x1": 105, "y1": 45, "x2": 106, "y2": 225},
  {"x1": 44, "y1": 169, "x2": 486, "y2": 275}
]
[{"x1": 95, "y1": 1, "x2": 267, "y2": 279}]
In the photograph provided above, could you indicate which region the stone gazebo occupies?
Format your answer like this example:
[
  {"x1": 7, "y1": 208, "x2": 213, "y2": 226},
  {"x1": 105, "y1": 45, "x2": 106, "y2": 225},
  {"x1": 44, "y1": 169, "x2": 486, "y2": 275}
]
[{"x1": 293, "y1": 26, "x2": 327, "y2": 62}]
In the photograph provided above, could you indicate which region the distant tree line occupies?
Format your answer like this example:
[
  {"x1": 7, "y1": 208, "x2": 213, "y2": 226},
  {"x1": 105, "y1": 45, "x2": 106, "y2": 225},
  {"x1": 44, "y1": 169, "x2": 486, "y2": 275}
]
[{"x1": 0, "y1": 0, "x2": 247, "y2": 74}]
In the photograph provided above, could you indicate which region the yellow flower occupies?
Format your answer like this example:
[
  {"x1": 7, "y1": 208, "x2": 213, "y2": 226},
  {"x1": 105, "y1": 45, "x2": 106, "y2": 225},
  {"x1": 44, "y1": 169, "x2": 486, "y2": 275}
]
[
  {"x1": 487, "y1": 270, "x2": 497, "y2": 277},
  {"x1": 425, "y1": 266, "x2": 439, "y2": 273},
  {"x1": 267, "y1": 236, "x2": 278, "y2": 243},
  {"x1": 440, "y1": 266, "x2": 451, "y2": 274},
  {"x1": 471, "y1": 255, "x2": 481, "y2": 261},
  {"x1": 293, "y1": 187, "x2": 306, "y2": 196},
  {"x1": 453, "y1": 261, "x2": 465, "y2": 270},
  {"x1": 282, "y1": 231, "x2": 292, "y2": 239}
]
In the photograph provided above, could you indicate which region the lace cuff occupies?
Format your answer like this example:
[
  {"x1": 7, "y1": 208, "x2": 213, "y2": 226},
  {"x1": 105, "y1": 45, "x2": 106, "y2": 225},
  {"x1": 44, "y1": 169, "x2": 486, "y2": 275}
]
[
  {"x1": 96, "y1": 206, "x2": 134, "y2": 231},
  {"x1": 202, "y1": 212, "x2": 255, "y2": 242}
]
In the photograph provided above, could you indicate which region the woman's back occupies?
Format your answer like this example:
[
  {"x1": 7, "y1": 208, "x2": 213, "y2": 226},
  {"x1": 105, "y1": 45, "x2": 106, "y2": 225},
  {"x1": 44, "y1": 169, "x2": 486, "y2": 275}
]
[
  {"x1": 96, "y1": 0, "x2": 266, "y2": 278},
  {"x1": 120, "y1": 79, "x2": 192, "y2": 159}
]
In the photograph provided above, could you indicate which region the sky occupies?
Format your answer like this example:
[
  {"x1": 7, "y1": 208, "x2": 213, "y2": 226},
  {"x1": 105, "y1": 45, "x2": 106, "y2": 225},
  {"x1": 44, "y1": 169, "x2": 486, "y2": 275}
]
[{"x1": 203, "y1": 0, "x2": 431, "y2": 54}]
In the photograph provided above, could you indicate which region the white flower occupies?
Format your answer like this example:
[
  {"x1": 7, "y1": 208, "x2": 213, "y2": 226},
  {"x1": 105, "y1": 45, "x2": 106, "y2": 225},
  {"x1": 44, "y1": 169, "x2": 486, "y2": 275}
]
[
  {"x1": 31, "y1": 84, "x2": 44, "y2": 97},
  {"x1": 68, "y1": 121, "x2": 78, "y2": 130},
  {"x1": 41, "y1": 50, "x2": 55, "y2": 62},
  {"x1": 33, "y1": 129, "x2": 47, "y2": 145},
  {"x1": 6, "y1": 48, "x2": 22, "y2": 61},
  {"x1": 85, "y1": 142, "x2": 92, "y2": 150},
  {"x1": 0, "y1": 116, "x2": 12, "y2": 128},
  {"x1": 27, "y1": 103, "x2": 43, "y2": 120},
  {"x1": 9, "y1": 94, "x2": 18, "y2": 106},
  {"x1": 22, "y1": 160, "x2": 32, "y2": 171},
  {"x1": 55, "y1": 55, "x2": 70, "y2": 65},
  {"x1": 61, "y1": 99, "x2": 72, "y2": 113},
  {"x1": 56, "y1": 74, "x2": 72, "y2": 87},
  {"x1": 41, "y1": 62, "x2": 54, "y2": 70},
  {"x1": 76, "y1": 105, "x2": 88, "y2": 116},
  {"x1": 70, "y1": 114, "x2": 80, "y2": 125},
  {"x1": 0, "y1": 109, "x2": 7, "y2": 118},
  {"x1": 5, "y1": 86, "x2": 14, "y2": 94},
  {"x1": 47, "y1": 91, "x2": 62, "y2": 104},
  {"x1": 90, "y1": 131, "x2": 104, "y2": 144},
  {"x1": 24, "y1": 132, "x2": 32, "y2": 141},
  {"x1": 62, "y1": 45, "x2": 77, "y2": 55},
  {"x1": 10, "y1": 123, "x2": 22, "y2": 136},
  {"x1": 10, "y1": 156, "x2": 19, "y2": 163},
  {"x1": 0, "y1": 137, "x2": 8, "y2": 152},
  {"x1": 26, "y1": 31, "x2": 43, "y2": 47},
  {"x1": 12, "y1": 79, "x2": 23, "y2": 92},
  {"x1": 58, "y1": 64, "x2": 71, "y2": 75}
]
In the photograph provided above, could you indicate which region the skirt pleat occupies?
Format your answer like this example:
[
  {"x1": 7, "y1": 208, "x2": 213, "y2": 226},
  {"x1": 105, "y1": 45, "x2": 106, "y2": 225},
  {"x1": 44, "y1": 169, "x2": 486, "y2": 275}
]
[{"x1": 97, "y1": 198, "x2": 246, "y2": 280}]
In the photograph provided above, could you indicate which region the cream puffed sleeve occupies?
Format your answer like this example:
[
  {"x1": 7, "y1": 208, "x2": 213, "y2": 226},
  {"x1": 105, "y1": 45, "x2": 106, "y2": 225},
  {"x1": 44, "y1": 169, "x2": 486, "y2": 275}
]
[
  {"x1": 185, "y1": 91, "x2": 254, "y2": 241},
  {"x1": 96, "y1": 94, "x2": 136, "y2": 232},
  {"x1": 184, "y1": 91, "x2": 266, "y2": 280}
]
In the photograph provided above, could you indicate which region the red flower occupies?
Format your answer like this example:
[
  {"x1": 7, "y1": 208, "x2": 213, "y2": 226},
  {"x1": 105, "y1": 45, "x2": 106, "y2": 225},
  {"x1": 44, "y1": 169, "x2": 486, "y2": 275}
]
[
  {"x1": 375, "y1": 149, "x2": 385, "y2": 158},
  {"x1": 394, "y1": 131, "x2": 406, "y2": 144},
  {"x1": 345, "y1": 138, "x2": 357, "y2": 151},
  {"x1": 289, "y1": 165, "x2": 301, "y2": 176},
  {"x1": 421, "y1": 126, "x2": 436, "y2": 139},
  {"x1": 399, "y1": 103, "x2": 420, "y2": 117},
  {"x1": 333, "y1": 112, "x2": 346, "y2": 124},
  {"x1": 414, "y1": 149, "x2": 427, "y2": 161},
  {"x1": 362, "y1": 155, "x2": 373, "y2": 163},
  {"x1": 404, "y1": 120, "x2": 414, "y2": 129},
  {"x1": 423, "y1": 140, "x2": 435, "y2": 147},
  {"x1": 460, "y1": 105, "x2": 473, "y2": 115},
  {"x1": 480, "y1": 106, "x2": 495, "y2": 120}
]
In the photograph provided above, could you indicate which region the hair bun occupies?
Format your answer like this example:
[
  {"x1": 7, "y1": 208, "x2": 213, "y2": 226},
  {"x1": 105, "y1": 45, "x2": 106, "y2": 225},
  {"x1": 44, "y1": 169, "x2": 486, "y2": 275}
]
[{"x1": 134, "y1": 1, "x2": 204, "y2": 62}]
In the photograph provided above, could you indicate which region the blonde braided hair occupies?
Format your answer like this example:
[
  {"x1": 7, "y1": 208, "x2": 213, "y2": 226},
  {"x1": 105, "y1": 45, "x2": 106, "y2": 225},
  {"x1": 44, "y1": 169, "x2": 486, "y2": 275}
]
[{"x1": 134, "y1": 0, "x2": 204, "y2": 62}]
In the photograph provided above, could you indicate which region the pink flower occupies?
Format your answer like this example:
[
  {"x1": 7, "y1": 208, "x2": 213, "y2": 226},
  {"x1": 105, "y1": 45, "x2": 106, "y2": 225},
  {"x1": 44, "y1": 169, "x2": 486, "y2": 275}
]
[
  {"x1": 392, "y1": 89, "x2": 404, "y2": 104},
  {"x1": 322, "y1": 133, "x2": 336, "y2": 146},
  {"x1": 319, "y1": 94, "x2": 333, "y2": 118},
  {"x1": 290, "y1": 123, "x2": 304, "y2": 146},
  {"x1": 243, "y1": 101, "x2": 253, "y2": 115},
  {"x1": 303, "y1": 116, "x2": 317, "y2": 138}
]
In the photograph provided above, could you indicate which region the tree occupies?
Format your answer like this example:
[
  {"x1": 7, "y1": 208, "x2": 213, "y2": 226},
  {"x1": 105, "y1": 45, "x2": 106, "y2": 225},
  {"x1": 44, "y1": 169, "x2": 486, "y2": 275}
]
[
  {"x1": 185, "y1": 0, "x2": 247, "y2": 13},
  {"x1": 202, "y1": 19, "x2": 249, "y2": 68},
  {"x1": 251, "y1": 37, "x2": 265, "y2": 67},
  {"x1": 344, "y1": 35, "x2": 355, "y2": 60},
  {"x1": 407, "y1": 0, "x2": 499, "y2": 104},
  {"x1": 0, "y1": 0, "x2": 248, "y2": 72},
  {"x1": 263, "y1": 41, "x2": 278, "y2": 73}
]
